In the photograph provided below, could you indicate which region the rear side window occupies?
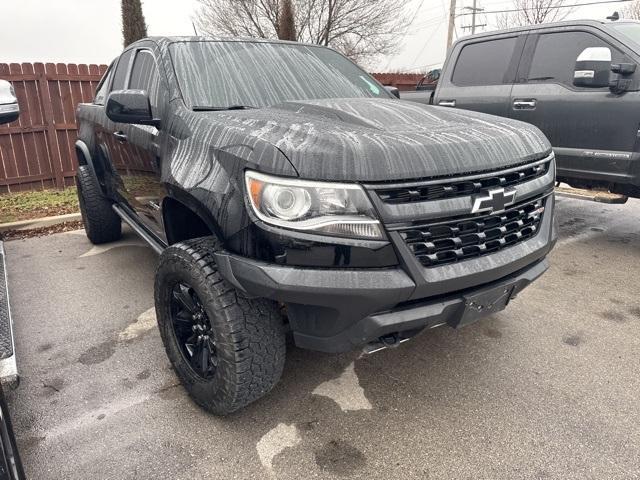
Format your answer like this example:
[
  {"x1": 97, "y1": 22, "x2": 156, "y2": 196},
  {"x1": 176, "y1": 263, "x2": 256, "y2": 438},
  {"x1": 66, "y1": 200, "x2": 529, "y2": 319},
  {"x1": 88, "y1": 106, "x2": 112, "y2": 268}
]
[
  {"x1": 452, "y1": 37, "x2": 518, "y2": 86},
  {"x1": 111, "y1": 49, "x2": 134, "y2": 91},
  {"x1": 527, "y1": 31, "x2": 625, "y2": 87},
  {"x1": 128, "y1": 50, "x2": 161, "y2": 112},
  {"x1": 93, "y1": 64, "x2": 113, "y2": 105}
]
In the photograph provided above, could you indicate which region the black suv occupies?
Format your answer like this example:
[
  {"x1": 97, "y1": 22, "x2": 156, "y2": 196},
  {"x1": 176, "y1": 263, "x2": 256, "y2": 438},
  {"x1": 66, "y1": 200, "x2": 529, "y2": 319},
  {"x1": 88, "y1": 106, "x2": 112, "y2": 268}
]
[
  {"x1": 407, "y1": 20, "x2": 640, "y2": 199},
  {"x1": 75, "y1": 37, "x2": 557, "y2": 414}
]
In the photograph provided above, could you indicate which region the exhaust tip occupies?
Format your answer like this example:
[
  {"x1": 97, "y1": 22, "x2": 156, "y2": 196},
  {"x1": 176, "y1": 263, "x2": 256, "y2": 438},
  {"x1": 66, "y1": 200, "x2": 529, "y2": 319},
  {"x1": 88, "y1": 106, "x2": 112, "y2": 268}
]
[{"x1": 362, "y1": 333, "x2": 410, "y2": 355}]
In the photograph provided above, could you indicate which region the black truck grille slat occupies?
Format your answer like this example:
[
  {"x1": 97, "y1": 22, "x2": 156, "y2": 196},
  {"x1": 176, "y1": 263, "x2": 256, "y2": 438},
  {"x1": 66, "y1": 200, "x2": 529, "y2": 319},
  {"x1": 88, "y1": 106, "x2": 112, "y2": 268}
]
[
  {"x1": 378, "y1": 160, "x2": 550, "y2": 204},
  {"x1": 400, "y1": 198, "x2": 545, "y2": 268}
]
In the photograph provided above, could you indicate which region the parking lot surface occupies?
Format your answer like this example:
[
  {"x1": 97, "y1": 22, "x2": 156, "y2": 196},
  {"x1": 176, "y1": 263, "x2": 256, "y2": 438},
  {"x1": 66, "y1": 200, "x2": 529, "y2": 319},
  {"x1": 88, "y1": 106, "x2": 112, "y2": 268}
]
[{"x1": 4, "y1": 195, "x2": 640, "y2": 480}]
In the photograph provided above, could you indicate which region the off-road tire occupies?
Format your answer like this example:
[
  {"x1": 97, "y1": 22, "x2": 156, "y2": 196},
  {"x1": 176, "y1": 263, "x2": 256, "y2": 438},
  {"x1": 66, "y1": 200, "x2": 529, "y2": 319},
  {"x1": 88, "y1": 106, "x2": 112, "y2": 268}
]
[
  {"x1": 154, "y1": 237, "x2": 286, "y2": 415},
  {"x1": 75, "y1": 165, "x2": 121, "y2": 244}
]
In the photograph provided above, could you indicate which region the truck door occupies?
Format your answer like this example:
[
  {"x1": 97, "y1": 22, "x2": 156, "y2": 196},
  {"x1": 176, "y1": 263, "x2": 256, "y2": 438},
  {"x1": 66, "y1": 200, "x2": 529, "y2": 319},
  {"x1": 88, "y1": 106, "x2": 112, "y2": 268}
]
[
  {"x1": 109, "y1": 48, "x2": 167, "y2": 238},
  {"x1": 509, "y1": 29, "x2": 639, "y2": 184},
  {"x1": 434, "y1": 34, "x2": 525, "y2": 117}
]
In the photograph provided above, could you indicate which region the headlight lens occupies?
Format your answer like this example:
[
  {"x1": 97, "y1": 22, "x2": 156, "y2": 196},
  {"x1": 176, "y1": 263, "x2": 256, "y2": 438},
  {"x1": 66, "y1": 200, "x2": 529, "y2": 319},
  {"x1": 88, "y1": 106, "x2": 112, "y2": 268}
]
[{"x1": 245, "y1": 170, "x2": 385, "y2": 240}]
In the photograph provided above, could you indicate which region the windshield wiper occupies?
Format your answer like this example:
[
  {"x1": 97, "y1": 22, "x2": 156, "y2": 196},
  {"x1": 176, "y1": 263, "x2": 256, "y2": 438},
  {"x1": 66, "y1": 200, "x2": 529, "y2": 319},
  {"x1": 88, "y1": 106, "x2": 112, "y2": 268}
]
[{"x1": 192, "y1": 105, "x2": 257, "y2": 111}]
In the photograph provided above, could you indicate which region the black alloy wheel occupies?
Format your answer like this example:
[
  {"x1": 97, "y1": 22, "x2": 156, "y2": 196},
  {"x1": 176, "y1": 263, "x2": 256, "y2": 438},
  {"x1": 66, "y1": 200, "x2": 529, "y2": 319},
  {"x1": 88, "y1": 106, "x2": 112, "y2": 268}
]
[
  {"x1": 170, "y1": 282, "x2": 218, "y2": 379},
  {"x1": 155, "y1": 237, "x2": 286, "y2": 414}
]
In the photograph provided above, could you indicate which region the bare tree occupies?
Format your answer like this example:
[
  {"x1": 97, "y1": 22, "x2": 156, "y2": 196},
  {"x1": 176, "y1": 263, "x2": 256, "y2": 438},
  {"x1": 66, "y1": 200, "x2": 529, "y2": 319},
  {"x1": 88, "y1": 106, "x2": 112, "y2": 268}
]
[
  {"x1": 193, "y1": 0, "x2": 409, "y2": 65},
  {"x1": 622, "y1": 1, "x2": 640, "y2": 19},
  {"x1": 494, "y1": 0, "x2": 574, "y2": 29},
  {"x1": 278, "y1": 0, "x2": 297, "y2": 41},
  {"x1": 122, "y1": 0, "x2": 148, "y2": 47}
]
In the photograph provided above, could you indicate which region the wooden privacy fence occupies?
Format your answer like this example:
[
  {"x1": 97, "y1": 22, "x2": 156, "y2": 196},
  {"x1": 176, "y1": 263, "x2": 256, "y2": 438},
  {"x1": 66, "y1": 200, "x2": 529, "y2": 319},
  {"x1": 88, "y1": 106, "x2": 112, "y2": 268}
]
[
  {"x1": 0, "y1": 62, "x2": 108, "y2": 192},
  {"x1": 371, "y1": 73, "x2": 424, "y2": 91}
]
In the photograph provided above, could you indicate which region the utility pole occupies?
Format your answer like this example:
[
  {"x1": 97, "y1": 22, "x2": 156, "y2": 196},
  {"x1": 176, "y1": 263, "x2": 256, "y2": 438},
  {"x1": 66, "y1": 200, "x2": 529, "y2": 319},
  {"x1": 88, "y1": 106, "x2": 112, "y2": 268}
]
[
  {"x1": 471, "y1": 0, "x2": 477, "y2": 34},
  {"x1": 461, "y1": 1, "x2": 485, "y2": 35},
  {"x1": 447, "y1": 0, "x2": 456, "y2": 49}
]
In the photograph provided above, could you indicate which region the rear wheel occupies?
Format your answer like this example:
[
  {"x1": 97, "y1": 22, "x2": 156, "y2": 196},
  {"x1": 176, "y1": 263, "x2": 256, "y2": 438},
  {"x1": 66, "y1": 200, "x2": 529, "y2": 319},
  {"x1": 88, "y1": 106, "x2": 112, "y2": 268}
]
[
  {"x1": 154, "y1": 237, "x2": 286, "y2": 415},
  {"x1": 75, "y1": 165, "x2": 121, "y2": 244}
]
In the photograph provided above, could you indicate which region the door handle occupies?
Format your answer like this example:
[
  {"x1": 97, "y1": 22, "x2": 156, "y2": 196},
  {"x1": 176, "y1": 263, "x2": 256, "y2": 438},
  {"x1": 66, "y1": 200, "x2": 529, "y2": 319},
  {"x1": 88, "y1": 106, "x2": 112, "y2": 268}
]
[
  {"x1": 113, "y1": 131, "x2": 128, "y2": 143},
  {"x1": 513, "y1": 99, "x2": 537, "y2": 110},
  {"x1": 438, "y1": 100, "x2": 456, "y2": 107}
]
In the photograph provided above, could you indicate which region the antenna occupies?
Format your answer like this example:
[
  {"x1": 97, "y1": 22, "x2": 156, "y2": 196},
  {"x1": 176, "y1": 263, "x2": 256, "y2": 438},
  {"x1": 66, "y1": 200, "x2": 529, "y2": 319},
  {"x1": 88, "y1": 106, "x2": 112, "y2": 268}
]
[
  {"x1": 192, "y1": 20, "x2": 199, "y2": 36},
  {"x1": 607, "y1": 11, "x2": 620, "y2": 21}
]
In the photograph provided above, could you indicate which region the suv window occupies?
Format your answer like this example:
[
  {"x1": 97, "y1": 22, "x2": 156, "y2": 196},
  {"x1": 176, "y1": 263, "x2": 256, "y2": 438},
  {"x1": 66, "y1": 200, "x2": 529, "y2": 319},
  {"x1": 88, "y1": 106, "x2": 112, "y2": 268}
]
[
  {"x1": 94, "y1": 64, "x2": 113, "y2": 105},
  {"x1": 452, "y1": 37, "x2": 518, "y2": 86},
  {"x1": 111, "y1": 49, "x2": 134, "y2": 91},
  {"x1": 128, "y1": 50, "x2": 161, "y2": 112},
  {"x1": 527, "y1": 31, "x2": 624, "y2": 86}
]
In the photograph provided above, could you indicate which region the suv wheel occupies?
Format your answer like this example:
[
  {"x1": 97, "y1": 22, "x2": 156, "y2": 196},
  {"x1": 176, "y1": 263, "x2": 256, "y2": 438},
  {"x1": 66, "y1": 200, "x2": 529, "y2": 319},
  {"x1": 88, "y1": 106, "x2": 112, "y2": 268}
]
[
  {"x1": 154, "y1": 237, "x2": 286, "y2": 415},
  {"x1": 75, "y1": 165, "x2": 122, "y2": 244}
]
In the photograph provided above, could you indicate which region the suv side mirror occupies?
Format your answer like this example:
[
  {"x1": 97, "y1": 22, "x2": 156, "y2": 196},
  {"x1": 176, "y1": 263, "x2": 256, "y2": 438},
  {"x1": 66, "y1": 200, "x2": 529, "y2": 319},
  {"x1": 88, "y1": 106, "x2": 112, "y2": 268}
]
[
  {"x1": 0, "y1": 80, "x2": 19, "y2": 125},
  {"x1": 106, "y1": 90, "x2": 160, "y2": 127},
  {"x1": 384, "y1": 86, "x2": 400, "y2": 99},
  {"x1": 573, "y1": 47, "x2": 612, "y2": 88}
]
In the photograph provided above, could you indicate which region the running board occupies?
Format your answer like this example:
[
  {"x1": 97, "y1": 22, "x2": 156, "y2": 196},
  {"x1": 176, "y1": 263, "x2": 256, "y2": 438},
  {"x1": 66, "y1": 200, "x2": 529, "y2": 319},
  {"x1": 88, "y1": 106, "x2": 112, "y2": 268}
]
[
  {"x1": 112, "y1": 204, "x2": 165, "y2": 255},
  {"x1": 0, "y1": 242, "x2": 18, "y2": 389},
  {"x1": 555, "y1": 186, "x2": 628, "y2": 204}
]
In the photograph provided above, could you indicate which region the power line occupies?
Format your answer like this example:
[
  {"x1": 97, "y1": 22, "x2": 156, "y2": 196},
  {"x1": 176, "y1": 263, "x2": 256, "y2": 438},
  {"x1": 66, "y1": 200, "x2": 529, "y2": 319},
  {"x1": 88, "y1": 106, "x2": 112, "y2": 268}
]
[
  {"x1": 406, "y1": 0, "x2": 427, "y2": 27},
  {"x1": 409, "y1": 14, "x2": 449, "y2": 66},
  {"x1": 456, "y1": 0, "x2": 632, "y2": 16}
]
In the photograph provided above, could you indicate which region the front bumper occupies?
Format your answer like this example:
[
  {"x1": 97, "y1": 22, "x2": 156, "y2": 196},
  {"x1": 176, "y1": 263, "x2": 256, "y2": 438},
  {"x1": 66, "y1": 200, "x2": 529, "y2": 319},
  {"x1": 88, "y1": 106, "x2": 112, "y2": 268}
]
[{"x1": 214, "y1": 194, "x2": 556, "y2": 352}]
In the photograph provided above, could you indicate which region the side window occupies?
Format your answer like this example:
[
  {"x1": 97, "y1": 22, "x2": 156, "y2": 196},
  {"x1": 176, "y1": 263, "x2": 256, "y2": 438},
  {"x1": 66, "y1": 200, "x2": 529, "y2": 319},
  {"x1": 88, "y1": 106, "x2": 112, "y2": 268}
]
[
  {"x1": 452, "y1": 37, "x2": 518, "y2": 86},
  {"x1": 93, "y1": 64, "x2": 114, "y2": 105},
  {"x1": 111, "y1": 49, "x2": 134, "y2": 91},
  {"x1": 527, "y1": 31, "x2": 625, "y2": 87},
  {"x1": 128, "y1": 50, "x2": 162, "y2": 114}
]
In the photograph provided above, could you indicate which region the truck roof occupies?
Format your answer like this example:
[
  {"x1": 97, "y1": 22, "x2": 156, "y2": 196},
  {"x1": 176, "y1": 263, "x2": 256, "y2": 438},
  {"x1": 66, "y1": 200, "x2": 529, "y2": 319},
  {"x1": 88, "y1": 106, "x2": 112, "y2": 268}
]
[
  {"x1": 131, "y1": 35, "x2": 315, "y2": 49},
  {"x1": 454, "y1": 19, "x2": 640, "y2": 44}
]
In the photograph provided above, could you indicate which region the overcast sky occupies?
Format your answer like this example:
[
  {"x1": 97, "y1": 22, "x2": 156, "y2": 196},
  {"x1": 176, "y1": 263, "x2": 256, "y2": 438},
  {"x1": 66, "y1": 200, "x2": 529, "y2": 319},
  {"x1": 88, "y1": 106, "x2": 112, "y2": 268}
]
[{"x1": 0, "y1": 0, "x2": 626, "y2": 72}]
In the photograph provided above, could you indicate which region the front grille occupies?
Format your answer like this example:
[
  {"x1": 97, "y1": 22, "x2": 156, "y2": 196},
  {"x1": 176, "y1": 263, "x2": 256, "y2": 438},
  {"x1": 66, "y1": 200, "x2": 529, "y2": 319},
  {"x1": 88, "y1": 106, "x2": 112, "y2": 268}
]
[
  {"x1": 377, "y1": 159, "x2": 550, "y2": 204},
  {"x1": 400, "y1": 197, "x2": 546, "y2": 268}
]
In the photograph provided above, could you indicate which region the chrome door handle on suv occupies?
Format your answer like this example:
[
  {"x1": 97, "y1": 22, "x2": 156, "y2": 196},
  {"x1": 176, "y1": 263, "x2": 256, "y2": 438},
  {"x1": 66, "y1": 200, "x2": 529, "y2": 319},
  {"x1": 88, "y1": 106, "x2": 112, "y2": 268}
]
[
  {"x1": 438, "y1": 100, "x2": 456, "y2": 107},
  {"x1": 513, "y1": 99, "x2": 537, "y2": 110}
]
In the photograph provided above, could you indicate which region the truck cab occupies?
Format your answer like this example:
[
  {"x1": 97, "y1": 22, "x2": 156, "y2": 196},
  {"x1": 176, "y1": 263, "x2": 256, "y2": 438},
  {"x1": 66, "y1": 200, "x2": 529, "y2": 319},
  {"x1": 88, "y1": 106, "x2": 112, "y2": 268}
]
[{"x1": 427, "y1": 20, "x2": 640, "y2": 198}]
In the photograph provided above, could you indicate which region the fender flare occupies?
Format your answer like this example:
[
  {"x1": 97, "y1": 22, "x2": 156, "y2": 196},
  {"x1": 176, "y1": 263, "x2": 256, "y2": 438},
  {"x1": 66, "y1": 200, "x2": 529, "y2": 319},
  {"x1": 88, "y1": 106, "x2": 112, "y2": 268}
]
[
  {"x1": 162, "y1": 185, "x2": 225, "y2": 243},
  {"x1": 74, "y1": 140, "x2": 103, "y2": 193}
]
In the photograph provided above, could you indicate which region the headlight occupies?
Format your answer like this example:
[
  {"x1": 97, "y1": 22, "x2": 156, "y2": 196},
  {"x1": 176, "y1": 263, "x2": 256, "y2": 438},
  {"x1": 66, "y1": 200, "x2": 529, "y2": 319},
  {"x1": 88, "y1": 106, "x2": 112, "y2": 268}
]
[{"x1": 245, "y1": 170, "x2": 385, "y2": 240}]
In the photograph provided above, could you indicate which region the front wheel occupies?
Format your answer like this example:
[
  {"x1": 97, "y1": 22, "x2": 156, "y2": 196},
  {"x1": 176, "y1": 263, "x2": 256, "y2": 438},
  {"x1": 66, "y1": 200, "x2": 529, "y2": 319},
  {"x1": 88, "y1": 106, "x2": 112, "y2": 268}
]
[{"x1": 154, "y1": 237, "x2": 286, "y2": 415}]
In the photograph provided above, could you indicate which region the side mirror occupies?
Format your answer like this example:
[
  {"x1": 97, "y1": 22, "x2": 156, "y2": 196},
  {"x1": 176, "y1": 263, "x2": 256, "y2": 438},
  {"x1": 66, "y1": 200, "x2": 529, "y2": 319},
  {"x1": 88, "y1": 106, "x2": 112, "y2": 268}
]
[
  {"x1": 0, "y1": 80, "x2": 19, "y2": 125},
  {"x1": 573, "y1": 47, "x2": 611, "y2": 88},
  {"x1": 416, "y1": 83, "x2": 437, "y2": 92},
  {"x1": 384, "y1": 86, "x2": 400, "y2": 99},
  {"x1": 106, "y1": 90, "x2": 160, "y2": 127}
]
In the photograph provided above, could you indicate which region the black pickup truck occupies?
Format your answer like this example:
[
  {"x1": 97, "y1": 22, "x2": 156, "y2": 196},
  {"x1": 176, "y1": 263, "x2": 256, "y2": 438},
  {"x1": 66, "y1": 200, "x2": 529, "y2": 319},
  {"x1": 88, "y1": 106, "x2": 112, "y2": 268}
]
[
  {"x1": 404, "y1": 20, "x2": 640, "y2": 199},
  {"x1": 75, "y1": 37, "x2": 557, "y2": 414}
]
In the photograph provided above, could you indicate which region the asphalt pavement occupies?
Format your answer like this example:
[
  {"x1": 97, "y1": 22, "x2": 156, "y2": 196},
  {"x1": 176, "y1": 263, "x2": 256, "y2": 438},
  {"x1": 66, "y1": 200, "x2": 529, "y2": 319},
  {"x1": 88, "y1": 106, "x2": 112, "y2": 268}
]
[{"x1": 4, "y1": 195, "x2": 640, "y2": 480}]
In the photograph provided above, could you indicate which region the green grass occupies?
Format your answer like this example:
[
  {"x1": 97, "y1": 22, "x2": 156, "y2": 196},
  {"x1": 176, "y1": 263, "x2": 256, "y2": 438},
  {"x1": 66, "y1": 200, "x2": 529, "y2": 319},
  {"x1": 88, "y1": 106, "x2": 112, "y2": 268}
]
[{"x1": 0, "y1": 187, "x2": 79, "y2": 224}]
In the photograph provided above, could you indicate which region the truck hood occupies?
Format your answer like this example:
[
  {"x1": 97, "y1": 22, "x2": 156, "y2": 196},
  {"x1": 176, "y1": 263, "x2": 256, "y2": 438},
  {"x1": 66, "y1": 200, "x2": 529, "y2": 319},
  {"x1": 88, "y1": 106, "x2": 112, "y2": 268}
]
[{"x1": 204, "y1": 98, "x2": 551, "y2": 182}]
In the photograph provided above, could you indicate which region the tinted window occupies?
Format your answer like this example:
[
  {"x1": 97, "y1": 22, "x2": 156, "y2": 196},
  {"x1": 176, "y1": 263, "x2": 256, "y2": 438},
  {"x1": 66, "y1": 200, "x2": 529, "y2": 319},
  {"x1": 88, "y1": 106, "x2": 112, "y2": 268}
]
[
  {"x1": 128, "y1": 50, "x2": 161, "y2": 112},
  {"x1": 169, "y1": 41, "x2": 392, "y2": 109},
  {"x1": 528, "y1": 31, "x2": 624, "y2": 86},
  {"x1": 94, "y1": 64, "x2": 113, "y2": 105},
  {"x1": 452, "y1": 37, "x2": 517, "y2": 86},
  {"x1": 111, "y1": 49, "x2": 133, "y2": 91}
]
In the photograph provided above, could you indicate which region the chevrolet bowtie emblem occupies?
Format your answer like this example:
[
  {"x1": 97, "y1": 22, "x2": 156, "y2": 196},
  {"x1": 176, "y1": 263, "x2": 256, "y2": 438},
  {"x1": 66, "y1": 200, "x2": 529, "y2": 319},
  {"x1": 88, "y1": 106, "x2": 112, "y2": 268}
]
[{"x1": 471, "y1": 188, "x2": 517, "y2": 214}]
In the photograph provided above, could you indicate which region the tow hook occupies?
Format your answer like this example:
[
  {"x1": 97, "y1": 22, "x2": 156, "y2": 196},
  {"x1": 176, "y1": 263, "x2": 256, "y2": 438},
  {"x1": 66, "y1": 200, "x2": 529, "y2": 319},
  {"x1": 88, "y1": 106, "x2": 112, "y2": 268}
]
[{"x1": 362, "y1": 333, "x2": 410, "y2": 355}]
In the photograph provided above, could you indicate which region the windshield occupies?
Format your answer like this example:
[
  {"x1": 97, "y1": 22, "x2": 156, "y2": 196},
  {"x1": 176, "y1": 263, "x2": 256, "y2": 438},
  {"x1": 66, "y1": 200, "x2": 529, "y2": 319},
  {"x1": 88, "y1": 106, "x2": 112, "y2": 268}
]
[
  {"x1": 169, "y1": 40, "x2": 391, "y2": 109},
  {"x1": 610, "y1": 22, "x2": 640, "y2": 49}
]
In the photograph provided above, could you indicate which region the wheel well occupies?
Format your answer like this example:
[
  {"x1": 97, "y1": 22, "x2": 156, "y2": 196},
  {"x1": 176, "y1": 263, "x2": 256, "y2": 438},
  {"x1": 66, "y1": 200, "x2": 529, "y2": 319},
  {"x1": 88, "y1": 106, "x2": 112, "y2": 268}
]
[{"x1": 163, "y1": 197, "x2": 214, "y2": 245}]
